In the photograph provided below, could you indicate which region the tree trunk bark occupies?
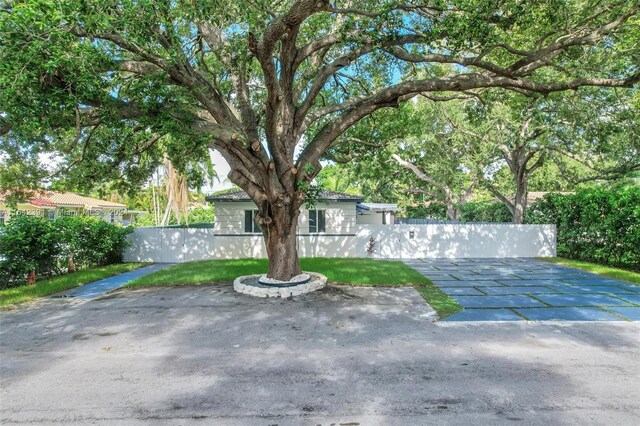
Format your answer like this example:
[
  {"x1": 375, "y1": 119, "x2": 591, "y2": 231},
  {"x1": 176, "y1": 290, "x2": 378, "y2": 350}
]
[
  {"x1": 68, "y1": 253, "x2": 76, "y2": 273},
  {"x1": 512, "y1": 177, "x2": 528, "y2": 224},
  {"x1": 260, "y1": 203, "x2": 302, "y2": 281},
  {"x1": 443, "y1": 188, "x2": 457, "y2": 221},
  {"x1": 445, "y1": 203, "x2": 457, "y2": 221}
]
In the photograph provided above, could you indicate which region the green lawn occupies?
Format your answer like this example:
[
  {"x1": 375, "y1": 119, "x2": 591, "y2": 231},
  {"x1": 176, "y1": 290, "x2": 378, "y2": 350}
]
[
  {"x1": 540, "y1": 258, "x2": 640, "y2": 285},
  {"x1": 0, "y1": 263, "x2": 147, "y2": 308},
  {"x1": 127, "y1": 258, "x2": 462, "y2": 318}
]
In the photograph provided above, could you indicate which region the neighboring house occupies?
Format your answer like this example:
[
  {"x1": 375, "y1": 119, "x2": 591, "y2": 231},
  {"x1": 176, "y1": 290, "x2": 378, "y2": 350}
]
[
  {"x1": 522, "y1": 191, "x2": 574, "y2": 205},
  {"x1": 493, "y1": 191, "x2": 574, "y2": 206},
  {"x1": 356, "y1": 203, "x2": 398, "y2": 225},
  {"x1": 0, "y1": 191, "x2": 142, "y2": 225}
]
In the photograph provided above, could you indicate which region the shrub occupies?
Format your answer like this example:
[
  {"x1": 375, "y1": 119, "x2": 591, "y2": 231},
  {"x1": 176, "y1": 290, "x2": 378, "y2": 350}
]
[
  {"x1": 53, "y1": 216, "x2": 132, "y2": 269},
  {"x1": 0, "y1": 214, "x2": 133, "y2": 287},
  {"x1": 134, "y1": 205, "x2": 215, "y2": 227},
  {"x1": 84, "y1": 219, "x2": 132, "y2": 265},
  {"x1": 457, "y1": 201, "x2": 512, "y2": 223},
  {"x1": 0, "y1": 215, "x2": 58, "y2": 288},
  {"x1": 527, "y1": 188, "x2": 640, "y2": 270},
  {"x1": 402, "y1": 203, "x2": 448, "y2": 219}
]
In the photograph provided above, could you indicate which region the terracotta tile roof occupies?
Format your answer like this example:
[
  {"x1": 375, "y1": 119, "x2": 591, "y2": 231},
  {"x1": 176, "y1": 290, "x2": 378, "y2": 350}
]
[
  {"x1": 29, "y1": 198, "x2": 57, "y2": 207},
  {"x1": 206, "y1": 190, "x2": 363, "y2": 203},
  {"x1": 0, "y1": 190, "x2": 125, "y2": 209}
]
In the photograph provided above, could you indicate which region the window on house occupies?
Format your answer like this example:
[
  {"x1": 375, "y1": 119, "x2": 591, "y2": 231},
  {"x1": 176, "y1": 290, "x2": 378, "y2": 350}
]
[
  {"x1": 309, "y1": 210, "x2": 326, "y2": 233},
  {"x1": 0, "y1": 211, "x2": 5, "y2": 226},
  {"x1": 46, "y1": 210, "x2": 55, "y2": 221},
  {"x1": 110, "y1": 211, "x2": 116, "y2": 223},
  {"x1": 244, "y1": 210, "x2": 261, "y2": 233}
]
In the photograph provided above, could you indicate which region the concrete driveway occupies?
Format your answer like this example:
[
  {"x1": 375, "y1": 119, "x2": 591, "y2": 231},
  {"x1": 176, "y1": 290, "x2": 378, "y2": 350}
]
[
  {"x1": 404, "y1": 258, "x2": 640, "y2": 321},
  {"x1": 2, "y1": 284, "x2": 640, "y2": 425}
]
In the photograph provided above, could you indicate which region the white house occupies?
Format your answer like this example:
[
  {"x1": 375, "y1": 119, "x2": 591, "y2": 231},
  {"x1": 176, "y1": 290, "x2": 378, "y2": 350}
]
[{"x1": 205, "y1": 190, "x2": 372, "y2": 258}]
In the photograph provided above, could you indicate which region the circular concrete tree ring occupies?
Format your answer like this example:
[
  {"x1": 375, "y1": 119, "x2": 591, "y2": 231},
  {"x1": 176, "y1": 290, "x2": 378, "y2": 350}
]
[
  {"x1": 258, "y1": 273, "x2": 310, "y2": 286},
  {"x1": 234, "y1": 272, "x2": 327, "y2": 298}
]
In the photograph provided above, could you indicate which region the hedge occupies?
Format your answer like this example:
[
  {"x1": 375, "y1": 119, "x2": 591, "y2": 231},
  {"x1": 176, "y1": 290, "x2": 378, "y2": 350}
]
[
  {"x1": 527, "y1": 188, "x2": 640, "y2": 271},
  {"x1": 0, "y1": 215, "x2": 132, "y2": 288},
  {"x1": 457, "y1": 201, "x2": 512, "y2": 223}
]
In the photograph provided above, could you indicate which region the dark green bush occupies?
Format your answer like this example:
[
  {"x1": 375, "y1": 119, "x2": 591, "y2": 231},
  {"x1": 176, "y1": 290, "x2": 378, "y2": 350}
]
[
  {"x1": 0, "y1": 215, "x2": 58, "y2": 288},
  {"x1": 403, "y1": 203, "x2": 448, "y2": 219},
  {"x1": 527, "y1": 188, "x2": 640, "y2": 270},
  {"x1": 458, "y1": 201, "x2": 512, "y2": 223},
  {"x1": 0, "y1": 214, "x2": 132, "y2": 287},
  {"x1": 53, "y1": 216, "x2": 131, "y2": 268},
  {"x1": 84, "y1": 219, "x2": 131, "y2": 265},
  {"x1": 135, "y1": 205, "x2": 215, "y2": 227}
]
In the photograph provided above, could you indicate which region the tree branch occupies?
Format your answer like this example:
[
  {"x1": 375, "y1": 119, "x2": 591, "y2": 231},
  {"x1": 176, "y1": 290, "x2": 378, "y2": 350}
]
[{"x1": 391, "y1": 154, "x2": 447, "y2": 191}]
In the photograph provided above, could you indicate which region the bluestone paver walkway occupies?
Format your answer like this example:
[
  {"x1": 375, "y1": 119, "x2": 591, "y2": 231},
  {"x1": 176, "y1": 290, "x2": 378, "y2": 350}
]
[
  {"x1": 51, "y1": 263, "x2": 173, "y2": 300},
  {"x1": 404, "y1": 258, "x2": 640, "y2": 322}
]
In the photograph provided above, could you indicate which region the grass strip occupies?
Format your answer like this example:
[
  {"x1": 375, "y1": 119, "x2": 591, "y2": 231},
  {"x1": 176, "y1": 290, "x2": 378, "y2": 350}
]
[
  {"x1": 0, "y1": 263, "x2": 147, "y2": 308},
  {"x1": 539, "y1": 257, "x2": 640, "y2": 285},
  {"x1": 126, "y1": 258, "x2": 462, "y2": 319}
]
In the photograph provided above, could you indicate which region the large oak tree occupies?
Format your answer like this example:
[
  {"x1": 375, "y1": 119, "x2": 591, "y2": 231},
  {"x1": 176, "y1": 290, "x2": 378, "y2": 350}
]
[{"x1": 1, "y1": 0, "x2": 638, "y2": 279}]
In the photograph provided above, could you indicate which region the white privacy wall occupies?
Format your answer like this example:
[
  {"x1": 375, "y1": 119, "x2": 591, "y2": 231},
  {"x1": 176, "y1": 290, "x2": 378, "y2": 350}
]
[
  {"x1": 212, "y1": 235, "x2": 355, "y2": 259},
  {"x1": 124, "y1": 224, "x2": 556, "y2": 262},
  {"x1": 124, "y1": 228, "x2": 215, "y2": 263},
  {"x1": 355, "y1": 224, "x2": 556, "y2": 258}
]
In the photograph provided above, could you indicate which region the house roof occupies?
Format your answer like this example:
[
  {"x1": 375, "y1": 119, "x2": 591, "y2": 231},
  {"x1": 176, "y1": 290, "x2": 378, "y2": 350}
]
[
  {"x1": 46, "y1": 192, "x2": 126, "y2": 208},
  {"x1": 29, "y1": 198, "x2": 57, "y2": 208},
  {"x1": 495, "y1": 191, "x2": 575, "y2": 205},
  {"x1": 206, "y1": 190, "x2": 363, "y2": 203},
  {"x1": 525, "y1": 191, "x2": 573, "y2": 204},
  {"x1": 358, "y1": 202, "x2": 399, "y2": 212},
  {"x1": 0, "y1": 190, "x2": 126, "y2": 209}
]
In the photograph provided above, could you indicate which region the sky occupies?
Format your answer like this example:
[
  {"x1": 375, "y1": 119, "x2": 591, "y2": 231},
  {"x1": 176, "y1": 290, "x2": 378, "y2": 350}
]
[{"x1": 203, "y1": 149, "x2": 235, "y2": 193}]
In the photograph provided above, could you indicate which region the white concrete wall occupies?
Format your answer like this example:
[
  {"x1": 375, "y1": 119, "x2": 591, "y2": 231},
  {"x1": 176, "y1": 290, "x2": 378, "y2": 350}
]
[
  {"x1": 124, "y1": 227, "x2": 354, "y2": 262},
  {"x1": 212, "y1": 234, "x2": 355, "y2": 259},
  {"x1": 124, "y1": 223, "x2": 555, "y2": 262},
  {"x1": 355, "y1": 224, "x2": 556, "y2": 258},
  {"x1": 124, "y1": 228, "x2": 215, "y2": 263}
]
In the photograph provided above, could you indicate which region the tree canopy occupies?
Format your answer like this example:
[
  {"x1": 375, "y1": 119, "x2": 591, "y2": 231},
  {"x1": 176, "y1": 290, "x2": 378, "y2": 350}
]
[{"x1": 1, "y1": 0, "x2": 638, "y2": 279}]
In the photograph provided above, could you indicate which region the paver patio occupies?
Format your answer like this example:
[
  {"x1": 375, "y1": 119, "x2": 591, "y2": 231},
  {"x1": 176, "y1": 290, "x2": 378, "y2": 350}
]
[{"x1": 404, "y1": 258, "x2": 640, "y2": 321}]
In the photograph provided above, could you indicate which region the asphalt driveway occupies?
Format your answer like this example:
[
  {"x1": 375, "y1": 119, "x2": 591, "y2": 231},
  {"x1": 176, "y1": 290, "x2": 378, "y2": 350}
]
[
  {"x1": 1, "y1": 284, "x2": 640, "y2": 424},
  {"x1": 404, "y1": 258, "x2": 640, "y2": 321}
]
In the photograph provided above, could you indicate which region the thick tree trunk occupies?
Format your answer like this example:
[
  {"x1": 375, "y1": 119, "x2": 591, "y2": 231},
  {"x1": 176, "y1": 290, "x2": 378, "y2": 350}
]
[
  {"x1": 512, "y1": 177, "x2": 528, "y2": 225},
  {"x1": 260, "y1": 202, "x2": 302, "y2": 281},
  {"x1": 445, "y1": 202, "x2": 457, "y2": 221},
  {"x1": 505, "y1": 147, "x2": 529, "y2": 225},
  {"x1": 443, "y1": 189, "x2": 457, "y2": 221}
]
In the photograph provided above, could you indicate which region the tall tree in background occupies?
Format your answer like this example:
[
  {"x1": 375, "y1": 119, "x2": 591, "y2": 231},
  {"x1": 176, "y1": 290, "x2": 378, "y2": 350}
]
[
  {"x1": 462, "y1": 90, "x2": 639, "y2": 223},
  {"x1": 1, "y1": 1, "x2": 639, "y2": 279},
  {"x1": 389, "y1": 100, "x2": 482, "y2": 220},
  {"x1": 390, "y1": 90, "x2": 639, "y2": 224}
]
